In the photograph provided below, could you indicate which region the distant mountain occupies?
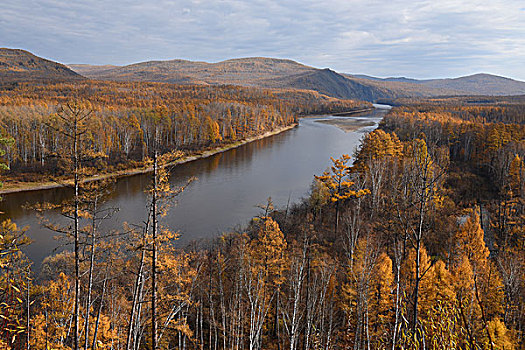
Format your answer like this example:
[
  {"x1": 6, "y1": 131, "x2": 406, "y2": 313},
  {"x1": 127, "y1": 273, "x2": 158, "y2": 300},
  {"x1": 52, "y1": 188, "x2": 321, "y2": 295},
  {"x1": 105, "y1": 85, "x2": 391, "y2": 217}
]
[
  {"x1": 76, "y1": 57, "x2": 525, "y2": 101},
  {"x1": 349, "y1": 73, "x2": 525, "y2": 96},
  {"x1": 263, "y1": 69, "x2": 403, "y2": 101},
  {"x1": 344, "y1": 74, "x2": 456, "y2": 99},
  {"x1": 3, "y1": 49, "x2": 524, "y2": 102},
  {"x1": 421, "y1": 73, "x2": 525, "y2": 96},
  {"x1": 352, "y1": 74, "x2": 420, "y2": 84},
  {"x1": 0, "y1": 48, "x2": 82, "y2": 84},
  {"x1": 67, "y1": 64, "x2": 119, "y2": 77},
  {"x1": 72, "y1": 57, "x2": 314, "y2": 85},
  {"x1": 384, "y1": 77, "x2": 422, "y2": 83},
  {"x1": 71, "y1": 57, "x2": 411, "y2": 101}
]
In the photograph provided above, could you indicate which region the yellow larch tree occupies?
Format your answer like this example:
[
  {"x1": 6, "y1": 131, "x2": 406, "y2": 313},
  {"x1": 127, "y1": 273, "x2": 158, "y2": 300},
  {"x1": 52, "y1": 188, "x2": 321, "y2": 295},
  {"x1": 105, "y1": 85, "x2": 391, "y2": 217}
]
[
  {"x1": 315, "y1": 154, "x2": 369, "y2": 234},
  {"x1": 245, "y1": 217, "x2": 287, "y2": 350},
  {"x1": 369, "y1": 252, "x2": 394, "y2": 345},
  {"x1": 455, "y1": 208, "x2": 505, "y2": 349},
  {"x1": 0, "y1": 219, "x2": 30, "y2": 348},
  {"x1": 486, "y1": 318, "x2": 516, "y2": 350},
  {"x1": 342, "y1": 237, "x2": 393, "y2": 349},
  {"x1": 353, "y1": 129, "x2": 403, "y2": 171}
]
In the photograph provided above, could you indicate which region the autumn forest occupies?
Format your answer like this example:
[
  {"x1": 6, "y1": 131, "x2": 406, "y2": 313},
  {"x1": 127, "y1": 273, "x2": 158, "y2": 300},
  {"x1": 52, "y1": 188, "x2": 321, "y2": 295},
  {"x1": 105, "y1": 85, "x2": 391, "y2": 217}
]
[{"x1": 0, "y1": 77, "x2": 524, "y2": 350}]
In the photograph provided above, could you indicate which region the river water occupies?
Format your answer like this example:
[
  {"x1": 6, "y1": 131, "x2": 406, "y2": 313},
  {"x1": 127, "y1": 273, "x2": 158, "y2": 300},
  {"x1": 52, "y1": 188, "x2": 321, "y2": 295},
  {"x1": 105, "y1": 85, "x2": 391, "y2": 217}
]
[{"x1": 0, "y1": 106, "x2": 389, "y2": 267}]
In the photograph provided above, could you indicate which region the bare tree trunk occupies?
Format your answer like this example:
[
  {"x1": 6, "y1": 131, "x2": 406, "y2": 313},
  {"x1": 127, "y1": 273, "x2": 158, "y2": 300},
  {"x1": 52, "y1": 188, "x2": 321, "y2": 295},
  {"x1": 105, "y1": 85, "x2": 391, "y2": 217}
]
[
  {"x1": 84, "y1": 197, "x2": 99, "y2": 350},
  {"x1": 209, "y1": 265, "x2": 216, "y2": 350},
  {"x1": 126, "y1": 231, "x2": 146, "y2": 350},
  {"x1": 303, "y1": 245, "x2": 310, "y2": 350},
  {"x1": 412, "y1": 168, "x2": 429, "y2": 333},
  {"x1": 45, "y1": 308, "x2": 49, "y2": 350},
  {"x1": 51, "y1": 102, "x2": 92, "y2": 350},
  {"x1": 391, "y1": 242, "x2": 402, "y2": 350},
  {"x1": 475, "y1": 276, "x2": 495, "y2": 350},
  {"x1": 217, "y1": 258, "x2": 227, "y2": 350},
  {"x1": 288, "y1": 243, "x2": 307, "y2": 350},
  {"x1": 73, "y1": 111, "x2": 80, "y2": 350},
  {"x1": 26, "y1": 269, "x2": 30, "y2": 350},
  {"x1": 92, "y1": 265, "x2": 109, "y2": 349},
  {"x1": 151, "y1": 150, "x2": 158, "y2": 350},
  {"x1": 133, "y1": 270, "x2": 146, "y2": 350},
  {"x1": 412, "y1": 232, "x2": 421, "y2": 333}
]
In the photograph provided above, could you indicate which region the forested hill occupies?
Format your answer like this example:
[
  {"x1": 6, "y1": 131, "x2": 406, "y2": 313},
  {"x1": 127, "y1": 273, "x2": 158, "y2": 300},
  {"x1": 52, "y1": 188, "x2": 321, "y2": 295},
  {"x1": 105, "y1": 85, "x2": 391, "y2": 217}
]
[
  {"x1": 69, "y1": 57, "x2": 442, "y2": 101},
  {"x1": 354, "y1": 72, "x2": 525, "y2": 96},
  {"x1": 69, "y1": 57, "x2": 315, "y2": 84},
  {"x1": 71, "y1": 56, "x2": 525, "y2": 100},
  {"x1": 3, "y1": 47, "x2": 525, "y2": 101},
  {"x1": 3, "y1": 48, "x2": 525, "y2": 101},
  {"x1": 0, "y1": 80, "x2": 368, "y2": 189},
  {"x1": 0, "y1": 48, "x2": 82, "y2": 84},
  {"x1": 2, "y1": 94, "x2": 524, "y2": 349},
  {"x1": 422, "y1": 73, "x2": 525, "y2": 95}
]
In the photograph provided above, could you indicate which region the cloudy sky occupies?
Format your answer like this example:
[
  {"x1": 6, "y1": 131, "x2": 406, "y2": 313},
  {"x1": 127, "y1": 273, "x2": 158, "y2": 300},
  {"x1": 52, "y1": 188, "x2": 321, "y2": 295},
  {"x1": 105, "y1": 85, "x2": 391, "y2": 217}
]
[{"x1": 2, "y1": 0, "x2": 525, "y2": 80}]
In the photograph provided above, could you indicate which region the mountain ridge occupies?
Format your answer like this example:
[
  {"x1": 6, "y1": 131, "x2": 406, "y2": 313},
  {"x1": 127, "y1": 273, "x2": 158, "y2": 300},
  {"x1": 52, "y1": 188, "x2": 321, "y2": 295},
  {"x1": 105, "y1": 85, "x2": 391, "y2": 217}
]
[
  {"x1": 349, "y1": 72, "x2": 525, "y2": 96},
  {"x1": 0, "y1": 48, "x2": 82, "y2": 84},
  {"x1": 3, "y1": 48, "x2": 525, "y2": 101},
  {"x1": 72, "y1": 56, "x2": 525, "y2": 100}
]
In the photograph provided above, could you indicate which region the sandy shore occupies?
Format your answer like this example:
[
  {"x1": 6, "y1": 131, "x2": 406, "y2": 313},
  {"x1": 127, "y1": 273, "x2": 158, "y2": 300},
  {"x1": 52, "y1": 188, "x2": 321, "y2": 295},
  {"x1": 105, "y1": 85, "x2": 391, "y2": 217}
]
[
  {"x1": 0, "y1": 123, "x2": 297, "y2": 195},
  {"x1": 332, "y1": 108, "x2": 374, "y2": 116},
  {"x1": 300, "y1": 107, "x2": 374, "y2": 119},
  {"x1": 316, "y1": 118, "x2": 376, "y2": 132}
]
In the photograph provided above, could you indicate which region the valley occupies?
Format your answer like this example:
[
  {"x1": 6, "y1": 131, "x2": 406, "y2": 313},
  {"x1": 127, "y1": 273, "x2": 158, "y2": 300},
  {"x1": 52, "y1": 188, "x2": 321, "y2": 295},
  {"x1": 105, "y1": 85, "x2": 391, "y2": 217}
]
[{"x1": 0, "y1": 47, "x2": 524, "y2": 349}]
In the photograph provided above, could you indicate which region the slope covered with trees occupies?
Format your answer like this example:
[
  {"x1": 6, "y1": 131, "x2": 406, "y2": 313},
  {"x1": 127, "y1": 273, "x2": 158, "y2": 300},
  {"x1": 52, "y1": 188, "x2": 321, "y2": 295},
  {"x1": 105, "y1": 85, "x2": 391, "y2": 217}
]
[
  {"x1": 352, "y1": 73, "x2": 525, "y2": 96},
  {"x1": 71, "y1": 57, "x2": 407, "y2": 101},
  {"x1": 1, "y1": 95, "x2": 524, "y2": 349},
  {"x1": 0, "y1": 48, "x2": 82, "y2": 86},
  {"x1": 72, "y1": 56, "x2": 525, "y2": 100},
  {"x1": 0, "y1": 80, "x2": 367, "y2": 188}
]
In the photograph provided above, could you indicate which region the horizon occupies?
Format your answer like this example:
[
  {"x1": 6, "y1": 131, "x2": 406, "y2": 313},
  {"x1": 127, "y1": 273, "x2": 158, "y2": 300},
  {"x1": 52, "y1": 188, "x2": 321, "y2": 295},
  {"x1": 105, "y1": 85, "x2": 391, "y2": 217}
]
[
  {"x1": 2, "y1": 0, "x2": 525, "y2": 81},
  {"x1": 5, "y1": 47, "x2": 524, "y2": 82}
]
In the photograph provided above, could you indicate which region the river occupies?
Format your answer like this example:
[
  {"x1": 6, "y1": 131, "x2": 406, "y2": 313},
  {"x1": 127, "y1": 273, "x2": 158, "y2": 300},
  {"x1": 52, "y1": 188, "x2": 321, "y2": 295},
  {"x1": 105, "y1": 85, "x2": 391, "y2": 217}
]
[{"x1": 0, "y1": 105, "x2": 390, "y2": 267}]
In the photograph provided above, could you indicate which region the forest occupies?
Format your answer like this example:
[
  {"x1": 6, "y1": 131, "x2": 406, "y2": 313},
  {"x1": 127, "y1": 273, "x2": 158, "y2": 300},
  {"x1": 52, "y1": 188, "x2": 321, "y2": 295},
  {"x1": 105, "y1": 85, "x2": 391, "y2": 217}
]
[
  {"x1": 0, "y1": 89, "x2": 524, "y2": 349},
  {"x1": 0, "y1": 80, "x2": 365, "y2": 187}
]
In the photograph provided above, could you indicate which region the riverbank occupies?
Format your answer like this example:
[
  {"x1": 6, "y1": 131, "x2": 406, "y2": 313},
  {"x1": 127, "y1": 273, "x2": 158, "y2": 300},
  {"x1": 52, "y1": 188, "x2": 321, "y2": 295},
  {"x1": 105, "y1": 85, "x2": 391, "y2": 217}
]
[
  {"x1": 300, "y1": 107, "x2": 374, "y2": 119},
  {"x1": 316, "y1": 118, "x2": 376, "y2": 132},
  {"x1": 332, "y1": 108, "x2": 374, "y2": 116},
  {"x1": 0, "y1": 123, "x2": 297, "y2": 195}
]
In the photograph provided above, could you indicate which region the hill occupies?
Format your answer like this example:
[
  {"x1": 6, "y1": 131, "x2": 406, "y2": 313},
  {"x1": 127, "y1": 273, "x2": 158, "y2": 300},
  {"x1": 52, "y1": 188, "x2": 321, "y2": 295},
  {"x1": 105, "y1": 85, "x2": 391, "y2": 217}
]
[
  {"x1": 421, "y1": 73, "x2": 525, "y2": 95},
  {"x1": 353, "y1": 73, "x2": 525, "y2": 96},
  {"x1": 262, "y1": 68, "x2": 401, "y2": 101},
  {"x1": 72, "y1": 57, "x2": 314, "y2": 85},
  {"x1": 70, "y1": 57, "x2": 406, "y2": 101},
  {"x1": 0, "y1": 48, "x2": 82, "y2": 85},
  {"x1": 352, "y1": 74, "x2": 420, "y2": 83},
  {"x1": 344, "y1": 74, "x2": 457, "y2": 99},
  {"x1": 67, "y1": 64, "x2": 118, "y2": 77},
  {"x1": 4, "y1": 49, "x2": 525, "y2": 101},
  {"x1": 75, "y1": 57, "x2": 525, "y2": 101}
]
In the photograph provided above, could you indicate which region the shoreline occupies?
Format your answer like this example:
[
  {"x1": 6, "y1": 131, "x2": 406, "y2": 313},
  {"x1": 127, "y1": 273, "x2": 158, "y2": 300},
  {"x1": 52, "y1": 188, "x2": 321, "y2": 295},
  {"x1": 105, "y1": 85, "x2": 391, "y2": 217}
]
[
  {"x1": 1, "y1": 123, "x2": 297, "y2": 195},
  {"x1": 299, "y1": 107, "x2": 374, "y2": 119},
  {"x1": 316, "y1": 119, "x2": 376, "y2": 132},
  {"x1": 332, "y1": 108, "x2": 374, "y2": 116}
]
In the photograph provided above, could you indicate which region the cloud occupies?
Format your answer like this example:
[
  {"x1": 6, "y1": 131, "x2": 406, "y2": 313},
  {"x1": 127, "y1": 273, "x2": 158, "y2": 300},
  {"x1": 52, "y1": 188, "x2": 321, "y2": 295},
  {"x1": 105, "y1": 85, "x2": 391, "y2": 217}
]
[{"x1": 1, "y1": 0, "x2": 524, "y2": 80}]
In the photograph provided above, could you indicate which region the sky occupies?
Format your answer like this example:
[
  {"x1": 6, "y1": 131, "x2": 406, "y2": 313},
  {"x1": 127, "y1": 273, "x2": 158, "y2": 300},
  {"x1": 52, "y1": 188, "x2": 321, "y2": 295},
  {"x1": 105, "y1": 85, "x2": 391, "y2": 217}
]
[{"x1": 2, "y1": 0, "x2": 525, "y2": 80}]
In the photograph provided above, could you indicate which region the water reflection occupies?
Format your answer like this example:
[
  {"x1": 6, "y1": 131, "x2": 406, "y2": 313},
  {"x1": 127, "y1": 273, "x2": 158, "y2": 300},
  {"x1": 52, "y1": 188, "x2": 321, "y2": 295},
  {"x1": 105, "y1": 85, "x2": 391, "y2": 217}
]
[{"x1": 1, "y1": 110, "x2": 387, "y2": 267}]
